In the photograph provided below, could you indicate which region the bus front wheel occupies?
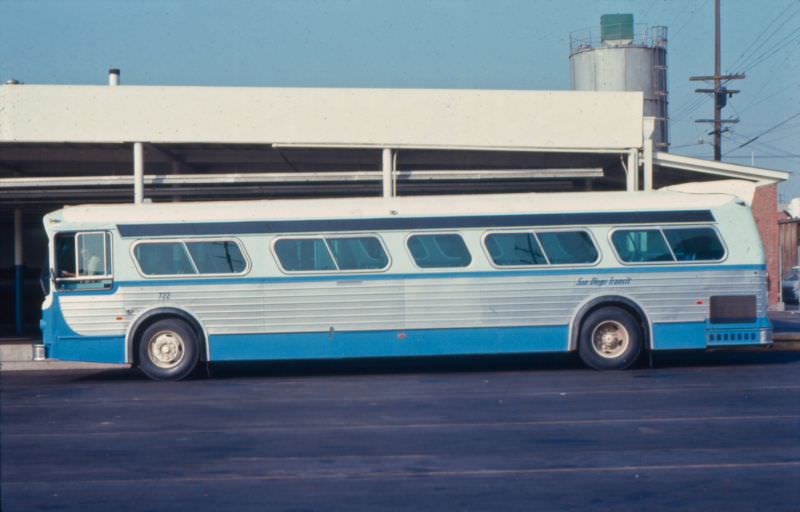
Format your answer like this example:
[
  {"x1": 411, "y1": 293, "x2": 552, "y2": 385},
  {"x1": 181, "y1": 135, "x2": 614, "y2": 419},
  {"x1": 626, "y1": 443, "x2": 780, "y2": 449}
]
[
  {"x1": 137, "y1": 318, "x2": 201, "y2": 381},
  {"x1": 578, "y1": 307, "x2": 643, "y2": 371}
]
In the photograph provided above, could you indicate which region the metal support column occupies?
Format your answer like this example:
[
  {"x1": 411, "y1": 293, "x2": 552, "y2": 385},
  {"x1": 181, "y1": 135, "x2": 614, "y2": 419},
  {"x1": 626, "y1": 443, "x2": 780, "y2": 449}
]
[
  {"x1": 626, "y1": 149, "x2": 639, "y2": 191},
  {"x1": 382, "y1": 148, "x2": 395, "y2": 198},
  {"x1": 171, "y1": 161, "x2": 182, "y2": 202},
  {"x1": 133, "y1": 142, "x2": 144, "y2": 204},
  {"x1": 643, "y1": 118, "x2": 656, "y2": 191},
  {"x1": 14, "y1": 208, "x2": 23, "y2": 336}
]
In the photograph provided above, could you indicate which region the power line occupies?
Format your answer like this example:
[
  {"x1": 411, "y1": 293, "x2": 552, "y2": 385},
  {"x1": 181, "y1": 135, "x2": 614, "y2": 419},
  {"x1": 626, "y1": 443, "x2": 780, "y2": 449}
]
[
  {"x1": 736, "y1": 80, "x2": 800, "y2": 115},
  {"x1": 670, "y1": 0, "x2": 712, "y2": 38},
  {"x1": 736, "y1": 112, "x2": 800, "y2": 149},
  {"x1": 728, "y1": 111, "x2": 800, "y2": 152},
  {"x1": 671, "y1": 141, "x2": 710, "y2": 150},
  {"x1": 726, "y1": 1, "x2": 800, "y2": 72},
  {"x1": 736, "y1": 27, "x2": 800, "y2": 74},
  {"x1": 725, "y1": 155, "x2": 800, "y2": 159}
]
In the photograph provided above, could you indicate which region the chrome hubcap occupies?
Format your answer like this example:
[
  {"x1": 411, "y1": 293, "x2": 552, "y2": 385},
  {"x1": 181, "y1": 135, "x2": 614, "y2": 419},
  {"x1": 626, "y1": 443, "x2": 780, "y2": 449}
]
[
  {"x1": 591, "y1": 321, "x2": 629, "y2": 359},
  {"x1": 147, "y1": 330, "x2": 185, "y2": 369}
]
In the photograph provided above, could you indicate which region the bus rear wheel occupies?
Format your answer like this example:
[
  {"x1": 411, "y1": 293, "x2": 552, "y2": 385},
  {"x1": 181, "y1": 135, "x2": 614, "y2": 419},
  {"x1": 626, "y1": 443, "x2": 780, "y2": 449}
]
[
  {"x1": 578, "y1": 307, "x2": 642, "y2": 371},
  {"x1": 137, "y1": 318, "x2": 201, "y2": 381}
]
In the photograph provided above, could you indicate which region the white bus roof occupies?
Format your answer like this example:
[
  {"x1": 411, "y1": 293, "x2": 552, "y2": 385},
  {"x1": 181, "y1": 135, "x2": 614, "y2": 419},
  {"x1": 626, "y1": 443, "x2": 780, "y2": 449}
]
[{"x1": 46, "y1": 190, "x2": 738, "y2": 229}]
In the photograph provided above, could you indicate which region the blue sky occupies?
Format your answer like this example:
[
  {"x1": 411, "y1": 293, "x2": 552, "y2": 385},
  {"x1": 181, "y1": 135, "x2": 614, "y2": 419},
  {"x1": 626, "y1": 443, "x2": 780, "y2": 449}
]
[{"x1": 2, "y1": 0, "x2": 798, "y2": 197}]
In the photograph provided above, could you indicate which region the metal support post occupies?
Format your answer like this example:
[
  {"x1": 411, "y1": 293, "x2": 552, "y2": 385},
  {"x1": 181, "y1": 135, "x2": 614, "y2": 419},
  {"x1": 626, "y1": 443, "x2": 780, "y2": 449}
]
[
  {"x1": 382, "y1": 148, "x2": 395, "y2": 198},
  {"x1": 643, "y1": 118, "x2": 656, "y2": 191},
  {"x1": 713, "y1": 0, "x2": 721, "y2": 161},
  {"x1": 626, "y1": 149, "x2": 639, "y2": 191},
  {"x1": 14, "y1": 208, "x2": 23, "y2": 336},
  {"x1": 133, "y1": 142, "x2": 144, "y2": 204}
]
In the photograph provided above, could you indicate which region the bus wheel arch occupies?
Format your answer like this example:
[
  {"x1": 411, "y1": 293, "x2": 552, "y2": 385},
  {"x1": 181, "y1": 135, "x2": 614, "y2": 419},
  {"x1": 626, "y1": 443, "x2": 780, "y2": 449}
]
[
  {"x1": 127, "y1": 308, "x2": 208, "y2": 380},
  {"x1": 571, "y1": 296, "x2": 649, "y2": 370}
]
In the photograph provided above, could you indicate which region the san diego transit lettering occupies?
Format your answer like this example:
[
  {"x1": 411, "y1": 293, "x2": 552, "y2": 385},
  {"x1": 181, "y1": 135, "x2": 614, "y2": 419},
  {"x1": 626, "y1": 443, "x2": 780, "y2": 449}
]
[{"x1": 575, "y1": 277, "x2": 632, "y2": 287}]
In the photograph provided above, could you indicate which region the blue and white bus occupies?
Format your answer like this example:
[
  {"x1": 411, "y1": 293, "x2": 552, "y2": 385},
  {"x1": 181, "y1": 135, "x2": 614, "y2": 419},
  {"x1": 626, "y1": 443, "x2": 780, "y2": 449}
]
[{"x1": 39, "y1": 190, "x2": 772, "y2": 380}]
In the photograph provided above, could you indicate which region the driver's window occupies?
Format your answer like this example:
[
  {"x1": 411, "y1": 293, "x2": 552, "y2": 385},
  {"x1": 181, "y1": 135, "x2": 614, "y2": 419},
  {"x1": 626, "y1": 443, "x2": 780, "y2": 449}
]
[
  {"x1": 55, "y1": 232, "x2": 112, "y2": 290},
  {"x1": 55, "y1": 233, "x2": 76, "y2": 278}
]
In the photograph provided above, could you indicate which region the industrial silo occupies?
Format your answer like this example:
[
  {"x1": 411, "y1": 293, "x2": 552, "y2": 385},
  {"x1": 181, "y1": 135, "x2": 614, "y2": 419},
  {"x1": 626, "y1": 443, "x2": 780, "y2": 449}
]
[{"x1": 570, "y1": 14, "x2": 669, "y2": 150}]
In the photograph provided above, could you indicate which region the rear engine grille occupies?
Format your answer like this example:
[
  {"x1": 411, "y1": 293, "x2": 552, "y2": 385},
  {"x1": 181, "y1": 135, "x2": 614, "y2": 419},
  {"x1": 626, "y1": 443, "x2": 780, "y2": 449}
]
[{"x1": 709, "y1": 295, "x2": 756, "y2": 324}]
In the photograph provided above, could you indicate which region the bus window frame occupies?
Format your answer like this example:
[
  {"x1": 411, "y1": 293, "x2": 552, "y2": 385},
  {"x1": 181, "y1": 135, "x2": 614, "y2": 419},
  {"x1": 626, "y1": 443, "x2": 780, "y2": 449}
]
[
  {"x1": 271, "y1": 233, "x2": 392, "y2": 275},
  {"x1": 607, "y1": 224, "x2": 728, "y2": 265},
  {"x1": 403, "y1": 231, "x2": 474, "y2": 271},
  {"x1": 481, "y1": 228, "x2": 601, "y2": 269},
  {"x1": 130, "y1": 237, "x2": 252, "y2": 278}
]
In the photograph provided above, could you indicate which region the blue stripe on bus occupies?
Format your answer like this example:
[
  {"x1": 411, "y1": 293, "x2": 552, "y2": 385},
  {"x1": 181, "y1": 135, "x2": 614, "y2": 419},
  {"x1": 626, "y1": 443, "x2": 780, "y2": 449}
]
[
  {"x1": 117, "y1": 210, "x2": 716, "y2": 237},
  {"x1": 652, "y1": 322, "x2": 707, "y2": 349},
  {"x1": 49, "y1": 335, "x2": 126, "y2": 363},
  {"x1": 208, "y1": 325, "x2": 570, "y2": 361},
  {"x1": 53, "y1": 264, "x2": 766, "y2": 295}
]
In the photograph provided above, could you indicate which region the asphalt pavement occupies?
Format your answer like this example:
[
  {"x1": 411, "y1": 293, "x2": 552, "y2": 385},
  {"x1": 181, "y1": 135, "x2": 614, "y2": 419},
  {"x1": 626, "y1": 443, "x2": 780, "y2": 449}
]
[{"x1": 1, "y1": 351, "x2": 799, "y2": 511}]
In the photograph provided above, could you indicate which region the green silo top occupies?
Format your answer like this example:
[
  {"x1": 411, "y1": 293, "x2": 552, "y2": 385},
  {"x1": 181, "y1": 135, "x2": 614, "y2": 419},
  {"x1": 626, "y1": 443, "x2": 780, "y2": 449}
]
[{"x1": 601, "y1": 14, "x2": 634, "y2": 41}]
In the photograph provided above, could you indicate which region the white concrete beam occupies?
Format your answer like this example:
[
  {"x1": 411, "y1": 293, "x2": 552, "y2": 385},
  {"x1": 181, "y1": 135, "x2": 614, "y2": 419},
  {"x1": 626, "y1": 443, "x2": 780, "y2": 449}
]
[{"x1": 0, "y1": 168, "x2": 604, "y2": 189}]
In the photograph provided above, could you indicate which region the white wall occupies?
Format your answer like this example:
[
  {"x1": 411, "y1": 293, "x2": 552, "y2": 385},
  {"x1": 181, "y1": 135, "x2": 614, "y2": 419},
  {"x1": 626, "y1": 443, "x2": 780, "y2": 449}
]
[{"x1": 0, "y1": 85, "x2": 644, "y2": 150}]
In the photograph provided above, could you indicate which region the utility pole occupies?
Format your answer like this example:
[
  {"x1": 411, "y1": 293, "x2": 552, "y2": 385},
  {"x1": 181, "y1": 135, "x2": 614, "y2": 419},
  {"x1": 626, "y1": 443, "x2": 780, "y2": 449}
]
[{"x1": 689, "y1": 0, "x2": 744, "y2": 161}]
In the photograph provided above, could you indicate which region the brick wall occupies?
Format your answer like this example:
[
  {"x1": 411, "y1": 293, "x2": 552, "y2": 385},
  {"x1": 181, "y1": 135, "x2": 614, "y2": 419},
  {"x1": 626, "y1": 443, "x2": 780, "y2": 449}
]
[{"x1": 751, "y1": 183, "x2": 780, "y2": 305}]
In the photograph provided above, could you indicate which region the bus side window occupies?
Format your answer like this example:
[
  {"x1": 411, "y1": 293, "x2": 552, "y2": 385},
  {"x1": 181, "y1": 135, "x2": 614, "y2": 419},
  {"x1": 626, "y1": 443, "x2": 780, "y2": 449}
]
[
  {"x1": 407, "y1": 234, "x2": 471, "y2": 268},
  {"x1": 274, "y1": 238, "x2": 337, "y2": 272},
  {"x1": 485, "y1": 232, "x2": 547, "y2": 266},
  {"x1": 537, "y1": 231, "x2": 598, "y2": 265},
  {"x1": 663, "y1": 227, "x2": 725, "y2": 262},
  {"x1": 134, "y1": 242, "x2": 197, "y2": 276},
  {"x1": 611, "y1": 229, "x2": 673, "y2": 263},
  {"x1": 326, "y1": 236, "x2": 389, "y2": 271},
  {"x1": 186, "y1": 241, "x2": 247, "y2": 274}
]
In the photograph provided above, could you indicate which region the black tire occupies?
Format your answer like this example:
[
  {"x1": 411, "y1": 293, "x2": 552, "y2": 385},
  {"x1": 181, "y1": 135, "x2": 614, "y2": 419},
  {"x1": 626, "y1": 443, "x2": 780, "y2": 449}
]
[
  {"x1": 137, "y1": 318, "x2": 201, "y2": 381},
  {"x1": 578, "y1": 307, "x2": 643, "y2": 371}
]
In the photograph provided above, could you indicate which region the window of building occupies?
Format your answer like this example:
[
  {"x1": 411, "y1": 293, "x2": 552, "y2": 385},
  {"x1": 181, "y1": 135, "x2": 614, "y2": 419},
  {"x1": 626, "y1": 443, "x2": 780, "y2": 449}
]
[
  {"x1": 485, "y1": 232, "x2": 547, "y2": 266},
  {"x1": 611, "y1": 229, "x2": 674, "y2": 263},
  {"x1": 663, "y1": 227, "x2": 725, "y2": 261},
  {"x1": 407, "y1": 234, "x2": 471, "y2": 268},
  {"x1": 537, "y1": 231, "x2": 598, "y2": 265}
]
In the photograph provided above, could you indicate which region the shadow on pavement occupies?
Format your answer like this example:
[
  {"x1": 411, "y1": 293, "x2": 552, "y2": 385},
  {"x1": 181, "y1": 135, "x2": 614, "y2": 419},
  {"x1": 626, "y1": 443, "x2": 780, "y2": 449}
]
[
  {"x1": 650, "y1": 349, "x2": 800, "y2": 369},
  {"x1": 66, "y1": 349, "x2": 800, "y2": 383},
  {"x1": 206, "y1": 352, "x2": 584, "y2": 380}
]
